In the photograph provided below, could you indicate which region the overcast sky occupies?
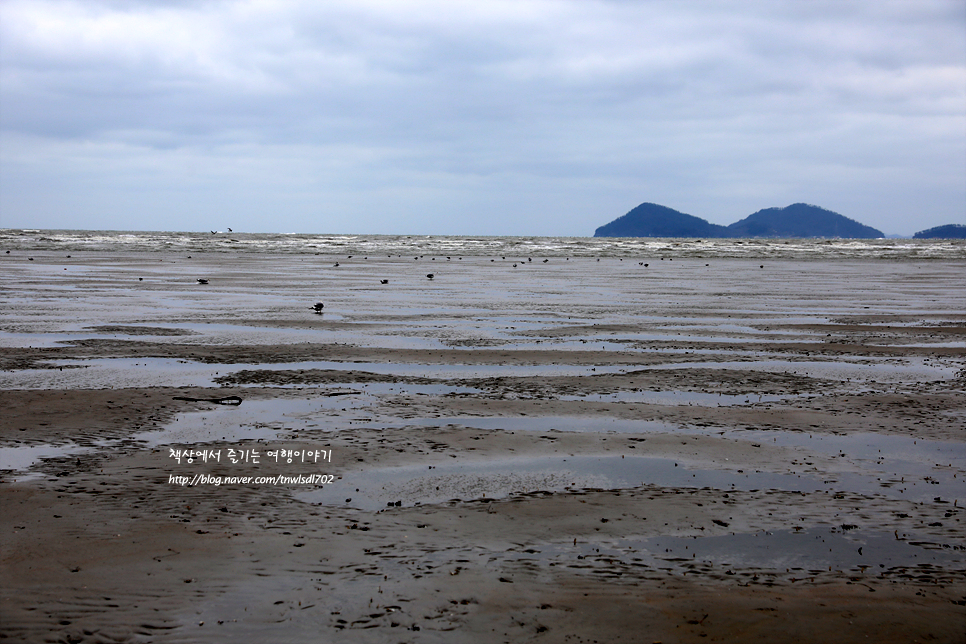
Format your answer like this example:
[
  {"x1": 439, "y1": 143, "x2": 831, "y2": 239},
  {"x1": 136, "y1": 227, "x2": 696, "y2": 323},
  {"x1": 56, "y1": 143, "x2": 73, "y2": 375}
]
[{"x1": 1, "y1": 0, "x2": 963, "y2": 236}]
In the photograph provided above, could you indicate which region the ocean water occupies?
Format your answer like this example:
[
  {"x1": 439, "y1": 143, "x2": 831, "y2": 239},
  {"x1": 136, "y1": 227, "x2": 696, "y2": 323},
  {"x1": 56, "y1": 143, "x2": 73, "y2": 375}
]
[{"x1": 2, "y1": 228, "x2": 965, "y2": 259}]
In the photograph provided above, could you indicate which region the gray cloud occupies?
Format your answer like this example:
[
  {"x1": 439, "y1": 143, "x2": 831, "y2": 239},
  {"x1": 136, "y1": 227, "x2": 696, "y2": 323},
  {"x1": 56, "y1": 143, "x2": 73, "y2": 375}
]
[{"x1": 1, "y1": 0, "x2": 963, "y2": 235}]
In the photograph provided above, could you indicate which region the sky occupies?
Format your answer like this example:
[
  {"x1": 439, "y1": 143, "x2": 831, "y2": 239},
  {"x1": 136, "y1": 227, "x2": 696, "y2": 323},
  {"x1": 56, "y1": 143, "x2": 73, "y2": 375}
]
[{"x1": 1, "y1": 0, "x2": 964, "y2": 236}]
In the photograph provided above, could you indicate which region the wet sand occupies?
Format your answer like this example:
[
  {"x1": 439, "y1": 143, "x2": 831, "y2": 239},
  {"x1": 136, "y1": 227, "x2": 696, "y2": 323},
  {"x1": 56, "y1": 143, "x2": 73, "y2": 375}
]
[{"x1": 1, "y1": 250, "x2": 964, "y2": 642}]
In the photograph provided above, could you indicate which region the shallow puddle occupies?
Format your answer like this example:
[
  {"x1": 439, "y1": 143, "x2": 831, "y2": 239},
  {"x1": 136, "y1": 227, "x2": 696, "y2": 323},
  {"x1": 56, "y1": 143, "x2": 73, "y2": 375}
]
[
  {"x1": 294, "y1": 453, "x2": 956, "y2": 511},
  {"x1": 133, "y1": 397, "x2": 376, "y2": 446},
  {"x1": 645, "y1": 358, "x2": 959, "y2": 383},
  {"x1": 0, "y1": 357, "x2": 632, "y2": 390},
  {"x1": 716, "y1": 428, "x2": 966, "y2": 500},
  {"x1": 361, "y1": 416, "x2": 686, "y2": 434},
  {"x1": 0, "y1": 443, "x2": 99, "y2": 481},
  {"x1": 0, "y1": 358, "x2": 228, "y2": 390},
  {"x1": 723, "y1": 428, "x2": 966, "y2": 466}
]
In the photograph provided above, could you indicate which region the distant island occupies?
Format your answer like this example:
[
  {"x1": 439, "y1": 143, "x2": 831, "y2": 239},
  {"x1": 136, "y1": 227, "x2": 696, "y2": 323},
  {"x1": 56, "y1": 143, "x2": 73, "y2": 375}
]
[
  {"x1": 593, "y1": 203, "x2": 729, "y2": 238},
  {"x1": 912, "y1": 224, "x2": 966, "y2": 239},
  {"x1": 594, "y1": 202, "x2": 884, "y2": 238}
]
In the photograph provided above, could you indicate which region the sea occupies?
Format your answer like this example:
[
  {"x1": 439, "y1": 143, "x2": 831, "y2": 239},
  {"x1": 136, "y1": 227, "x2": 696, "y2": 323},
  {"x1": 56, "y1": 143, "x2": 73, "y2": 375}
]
[{"x1": 2, "y1": 229, "x2": 965, "y2": 260}]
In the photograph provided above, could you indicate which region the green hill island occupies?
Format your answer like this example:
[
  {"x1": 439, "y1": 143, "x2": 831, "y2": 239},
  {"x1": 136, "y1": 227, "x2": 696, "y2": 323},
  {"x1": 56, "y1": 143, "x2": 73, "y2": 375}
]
[
  {"x1": 594, "y1": 203, "x2": 884, "y2": 238},
  {"x1": 912, "y1": 224, "x2": 966, "y2": 239}
]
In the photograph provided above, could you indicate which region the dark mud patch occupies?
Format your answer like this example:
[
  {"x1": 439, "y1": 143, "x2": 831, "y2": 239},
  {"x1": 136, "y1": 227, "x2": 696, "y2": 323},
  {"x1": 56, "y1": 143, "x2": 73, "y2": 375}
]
[
  {"x1": 85, "y1": 325, "x2": 199, "y2": 336},
  {"x1": 214, "y1": 368, "x2": 439, "y2": 387}
]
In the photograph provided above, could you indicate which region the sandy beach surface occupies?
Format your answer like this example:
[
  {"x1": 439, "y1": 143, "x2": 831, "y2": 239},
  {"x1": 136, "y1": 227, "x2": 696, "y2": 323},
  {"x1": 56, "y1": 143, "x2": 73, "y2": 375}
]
[{"x1": 1, "y1": 249, "x2": 964, "y2": 643}]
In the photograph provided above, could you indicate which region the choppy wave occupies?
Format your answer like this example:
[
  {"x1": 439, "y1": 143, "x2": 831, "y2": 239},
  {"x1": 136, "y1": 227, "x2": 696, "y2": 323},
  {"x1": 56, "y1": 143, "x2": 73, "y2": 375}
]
[{"x1": 2, "y1": 229, "x2": 964, "y2": 260}]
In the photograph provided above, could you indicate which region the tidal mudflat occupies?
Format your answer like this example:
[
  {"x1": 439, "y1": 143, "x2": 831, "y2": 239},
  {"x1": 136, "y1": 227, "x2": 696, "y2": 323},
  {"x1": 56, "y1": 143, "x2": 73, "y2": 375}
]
[{"x1": 1, "y1": 248, "x2": 964, "y2": 643}]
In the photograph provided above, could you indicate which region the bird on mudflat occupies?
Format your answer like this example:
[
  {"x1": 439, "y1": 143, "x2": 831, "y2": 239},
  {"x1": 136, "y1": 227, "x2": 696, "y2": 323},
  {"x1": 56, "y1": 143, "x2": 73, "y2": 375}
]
[
  {"x1": 426, "y1": 273, "x2": 434, "y2": 279},
  {"x1": 380, "y1": 279, "x2": 389, "y2": 284},
  {"x1": 312, "y1": 302, "x2": 324, "y2": 313},
  {"x1": 197, "y1": 278, "x2": 209, "y2": 284}
]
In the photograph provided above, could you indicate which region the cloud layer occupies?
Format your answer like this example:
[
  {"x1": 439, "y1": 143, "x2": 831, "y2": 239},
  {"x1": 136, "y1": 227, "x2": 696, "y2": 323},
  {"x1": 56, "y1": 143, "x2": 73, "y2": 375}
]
[{"x1": 2, "y1": 0, "x2": 963, "y2": 235}]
